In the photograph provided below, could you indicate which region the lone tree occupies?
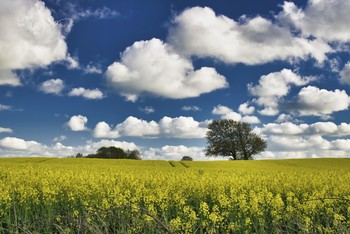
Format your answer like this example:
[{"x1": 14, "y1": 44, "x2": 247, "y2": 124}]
[{"x1": 205, "y1": 119, "x2": 266, "y2": 160}]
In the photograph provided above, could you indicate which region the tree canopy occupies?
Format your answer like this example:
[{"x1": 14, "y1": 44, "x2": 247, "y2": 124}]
[
  {"x1": 205, "y1": 119, "x2": 266, "y2": 160},
  {"x1": 181, "y1": 156, "x2": 193, "y2": 161},
  {"x1": 82, "y1": 147, "x2": 142, "y2": 160}
]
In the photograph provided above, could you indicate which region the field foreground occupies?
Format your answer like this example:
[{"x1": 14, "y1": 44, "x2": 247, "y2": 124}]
[{"x1": 0, "y1": 158, "x2": 349, "y2": 233}]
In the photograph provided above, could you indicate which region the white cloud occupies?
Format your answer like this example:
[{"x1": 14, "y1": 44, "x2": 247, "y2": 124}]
[
  {"x1": 67, "y1": 115, "x2": 88, "y2": 131},
  {"x1": 332, "y1": 139, "x2": 350, "y2": 151},
  {"x1": 275, "y1": 113, "x2": 295, "y2": 123},
  {"x1": 248, "y1": 69, "x2": 312, "y2": 97},
  {"x1": 105, "y1": 38, "x2": 228, "y2": 101},
  {"x1": 73, "y1": 6, "x2": 119, "y2": 20},
  {"x1": 84, "y1": 64, "x2": 103, "y2": 74},
  {"x1": 248, "y1": 69, "x2": 315, "y2": 116},
  {"x1": 0, "y1": 136, "x2": 216, "y2": 160},
  {"x1": 78, "y1": 139, "x2": 138, "y2": 155},
  {"x1": 212, "y1": 105, "x2": 260, "y2": 124},
  {"x1": 139, "y1": 106, "x2": 155, "y2": 114},
  {"x1": 68, "y1": 87, "x2": 104, "y2": 99},
  {"x1": 268, "y1": 135, "x2": 332, "y2": 152},
  {"x1": 212, "y1": 105, "x2": 241, "y2": 121},
  {"x1": 93, "y1": 116, "x2": 209, "y2": 139},
  {"x1": 240, "y1": 116, "x2": 261, "y2": 124},
  {"x1": 93, "y1": 122, "x2": 120, "y2": 138},
  {"x1": 0, "y1": 69, "x2": 21, "y2": 86},
  {"x1": 261, "y1": 150, "x2": 349, "y2": 159},
  {"x1": 262, "y1": 122, "x2": 308, "y2": 135},
  {"x1": 142, "y1": 145, "x2": 224, "y2": 161},
  {"x1": 0, "y1": 137, "x2": 138, "y2": 157},
  {"x1": 0, "y1": 137, "x2": 45, "y2": 152},
  {"x1": 261, "y1": 122, "x2": 350, "y2": 137},
  {"x1": 66, "y1": 55, "x2": 79, "y2": 69},
  {"x1": 255, "y1": 120, "x2": 350, "y2": 159},
  {"x1": 286, "y1": 86, "x2": 350, "y2": 116},
  {"x1": 182, "y1": 106, "x2": 201, "y2": 111},
  {"x1": 159, "y1": 116, "x2": 209, "y2": 138},
  {"x1": 0, "y1": 127, "x2": 13, "y2": 133},
  {"x1": 115, "y1": 116, "x2": 159, "y2": 137},
  {"x1": 238, "y1": 102, "x2": 255, "y2": 115},
  {"x1": 278, "y1": 0, "x2": 350, "y2": 42},
  {"x1": 0, "y1": 104, "x2": 11, "y2": 111},
  {"x1": 39, "y1": 79, "x2": 65, "y2": 95},
  {"x1": 143, "y1": 145, "x2": 203, "y2": 160},
  {"x1": 168, "y1": 7, "x2": 331, "y2": 65},
  {"x1": 53, "y1": 135, "x2": 67, "y2": 142},
  {"x1": 340, "y1": 62, "x2": 350, "y2": 85},
  {"x1": 0, "y1": 0, "x2": 68, "y2": 86}
]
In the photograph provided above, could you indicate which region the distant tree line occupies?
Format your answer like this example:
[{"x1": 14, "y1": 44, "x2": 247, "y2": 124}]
[{"x1": 75, "y1": 146, "x2": 141, "y2": 160}]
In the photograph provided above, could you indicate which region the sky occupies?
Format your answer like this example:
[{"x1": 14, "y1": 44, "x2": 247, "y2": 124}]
[{"x1": 1, "y1": 0, "x2": 350, "y2": 160}]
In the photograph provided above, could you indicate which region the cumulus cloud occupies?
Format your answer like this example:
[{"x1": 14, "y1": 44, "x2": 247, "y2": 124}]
[
  {"x1": 68, "y1": 87, "x2": 104, "y2": 99},
  {"x1": 105, "y1": 38, "x2": 228, "y2": 101},
  {"x1": 93, "y1": 122, "x2": 120, "y2": 138},
  {"x1": 0, "y1": 0, "x2": 68, "y2": 86},
  {"x1": 39, "y1": 79, "x2": 65, "y2": 95},
  {"x1": 268, "y1": 135, "x2": 332, "y2": 152},
  {"x1": 67, "y1": 115, "x2": 88, "y2": 131},
  {"x1": 0, "y1": 69, "x2": 21, "y2": 86},
  {"x1": 212, "y1": 105, "x2": 260, "y2": 124},
  {"x1": 143, "y1": 145, "x2": 209, "y2": 160},
  {"x1": 212, "y1": 105, "x2": 241, "y2": 121},
  {"x1": 113, "y1": 116, "x2": 159, "y2": 137},
  {"x1": 168, "y1": 6, "x2": 331, "y2": 65},
  {"x1": 278, "y1": 0, "x2": 350, "y2": 42},
  {"x1": 248, "y1": 69, "x2": 315, "y2": 116},
  {"x1": 0, "y1": 137, "x2": 46, "y2": 152},
  {"x1": 261, "y1": 122, "x2": 350, "y2": 136},
  {"x1": 340, "y1": 62, "x2": 350, "y2": 85},
  {"x1": 238, "y1": 102, "x2": 255, "y2": 115},
  {"x1": 159, "y1": 116, "x2": 209, "y2": 138},
  {"x1": 285, "y1": 86, "x2": 350, "y2": 117},
  {"x1": 332, "y1": 139, "x2": 350, "y2": 151},
  {"x1": 0, "y1": 127, "x2": 13, "y2": 133},
  {"x1": 0, "y1": 137, "x2": 138, "y2": 157},
  {"x1": 255, "y1": 120, "x2": 350, "y2": 159},
  {"x1": 93, "y1": 116, "x2": 209, "y2": 139}
]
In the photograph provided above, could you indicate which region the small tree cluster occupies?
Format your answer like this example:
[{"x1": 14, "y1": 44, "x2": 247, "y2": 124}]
[
  {"x1": 181, "y1": 156, "x2": 193, "y2": 161},
  {"x1": 76, "y1": 147, "x2": 141, "y2": 160}
]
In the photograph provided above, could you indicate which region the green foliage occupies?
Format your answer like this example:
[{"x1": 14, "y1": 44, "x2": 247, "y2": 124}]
[
  {"x1": 181, "y1": 156, "x2": 193, "y2": 161},
  {"x1": 206, "y1": 119, "x2": 267, "y2": 160},
  {"x1": 75, "y1": 153, "x2": 83, "y2": 158},
  {"x1": 126, "y1": 149, "x2": 142, "y2": 160},
  {"x1": 84, "y1": 147, "x2": 141, "y2": 159}
]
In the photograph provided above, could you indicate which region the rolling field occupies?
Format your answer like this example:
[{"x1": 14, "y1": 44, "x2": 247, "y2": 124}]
[{"x1": 0, "y1": 158, "x2": 349, "y2": 233}]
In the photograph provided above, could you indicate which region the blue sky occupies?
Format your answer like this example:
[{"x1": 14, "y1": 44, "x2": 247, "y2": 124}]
[{"x1": 1, "y1": 0, "x2": 350, "y2": 159}]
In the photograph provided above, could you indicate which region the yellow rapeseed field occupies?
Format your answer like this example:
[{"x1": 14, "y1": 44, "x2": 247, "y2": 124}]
[{"x1": 0, "y1": 158, "x2": 349, "y2": 233}]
